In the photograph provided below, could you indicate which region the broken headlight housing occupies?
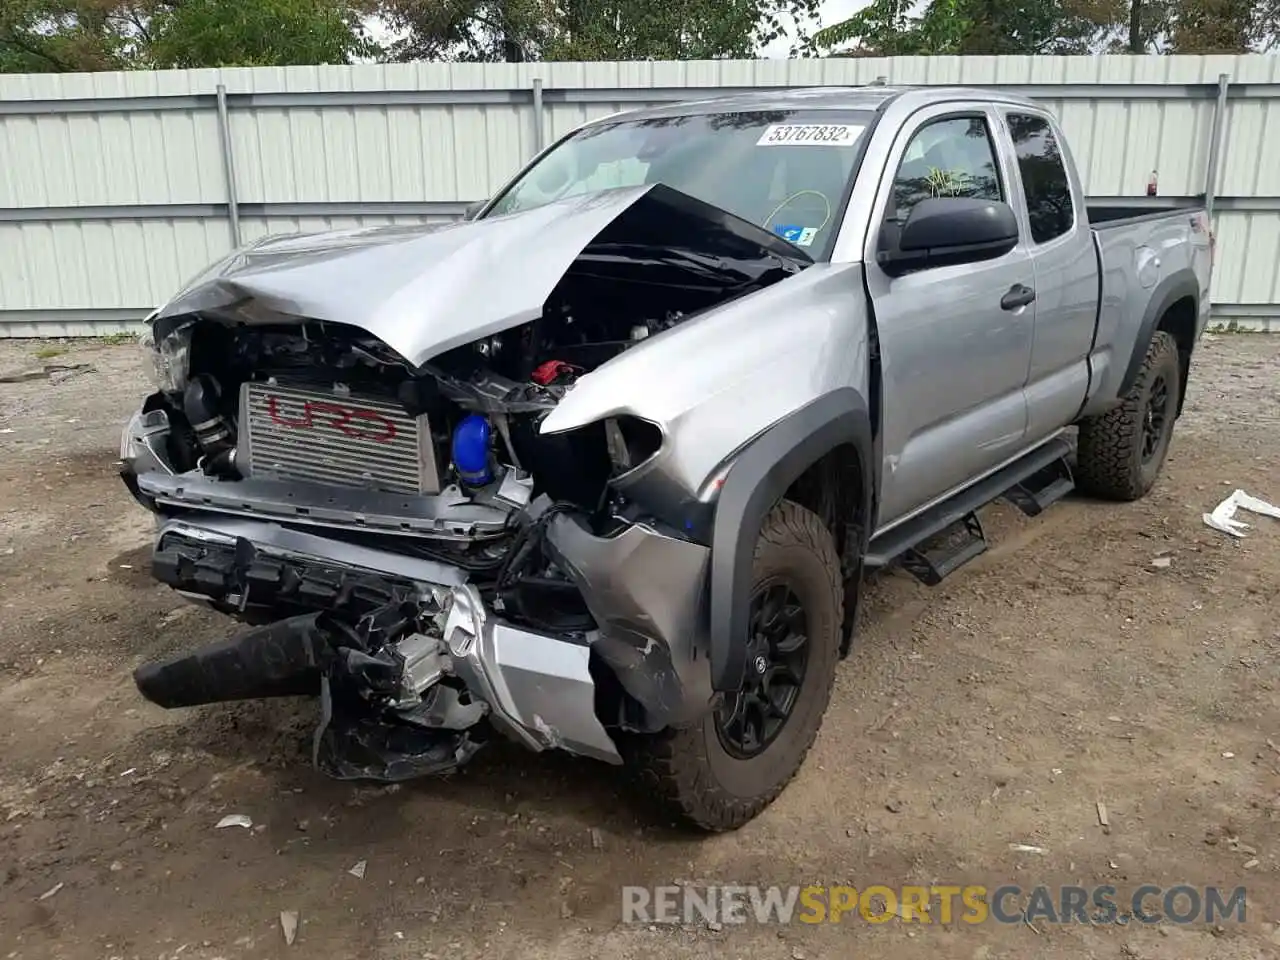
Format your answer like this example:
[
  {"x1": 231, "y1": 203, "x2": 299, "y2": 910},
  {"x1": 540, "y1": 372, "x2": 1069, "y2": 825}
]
[
  {"x1": 602, "y1": 415, "x2": 664, "y2": 478},
  {"x1": 142, "y1": 320, "x2": 193, "y2": 395}
]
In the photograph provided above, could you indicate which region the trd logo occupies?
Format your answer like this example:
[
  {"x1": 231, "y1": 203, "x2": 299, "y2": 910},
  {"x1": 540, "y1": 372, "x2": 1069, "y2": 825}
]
[{"x1": 264, "y1": 396, "x2": 398, "y2": 443}]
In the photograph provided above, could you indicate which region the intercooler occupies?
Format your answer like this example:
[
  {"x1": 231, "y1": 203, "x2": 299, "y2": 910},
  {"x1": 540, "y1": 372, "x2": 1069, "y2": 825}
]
[{"x1": 240, "y1": 382, "x2": 440, "y2": 494}]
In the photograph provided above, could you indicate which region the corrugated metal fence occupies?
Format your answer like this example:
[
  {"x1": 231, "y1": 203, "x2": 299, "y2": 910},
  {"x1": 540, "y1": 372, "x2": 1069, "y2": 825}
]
[{"x1": 3, "y1": 54, "x2": 1280, "y2": 337}]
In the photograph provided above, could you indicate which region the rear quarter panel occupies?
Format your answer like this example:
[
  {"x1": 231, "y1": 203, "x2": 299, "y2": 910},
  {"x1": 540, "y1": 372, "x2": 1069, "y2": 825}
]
[{"x1": 1081, "y1": 212, "x2": 1207, "y2": 417}]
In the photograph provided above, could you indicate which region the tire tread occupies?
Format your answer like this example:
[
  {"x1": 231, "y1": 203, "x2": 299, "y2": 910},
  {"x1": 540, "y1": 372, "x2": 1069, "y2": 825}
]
[
  {"x1": 1076, "y1": 331, "x2": 1180, "y2": 502},
  {"x1": 627, "y1": 501, "x2": 843, "y2": 832}
]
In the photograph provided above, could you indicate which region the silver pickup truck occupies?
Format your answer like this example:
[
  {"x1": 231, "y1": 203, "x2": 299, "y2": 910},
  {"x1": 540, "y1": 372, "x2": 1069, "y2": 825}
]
[{"x1": 121, "y1": 85, "x2": 1212, "y2": 831}]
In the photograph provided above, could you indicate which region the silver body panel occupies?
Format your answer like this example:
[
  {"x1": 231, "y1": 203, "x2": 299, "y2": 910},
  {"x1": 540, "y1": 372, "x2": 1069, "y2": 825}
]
[
  {"x1": 156, "y1": 516, "x2": 620, "y2": 764},
  {"x1": 153, "y1": 185, "x2": 668, "y2": 369},
  {"x1": 540, "y1": 262, "x2": 871, "y2": 509},
  {"x1": 1080, "y1": 213, "x2": 1212, "y2": 417},
  {"x1": 125, "y1": 85, "x2": 1212, "y2": 764},
  {"x1": 138, "y1": 471, "x2": 512, "y2": 541}
]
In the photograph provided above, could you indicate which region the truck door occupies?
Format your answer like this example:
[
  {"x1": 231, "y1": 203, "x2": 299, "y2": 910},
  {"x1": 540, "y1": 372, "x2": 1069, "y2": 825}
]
[
  {"x1": 864, "y1": 103, "x2": 1036, "y2": 527},
  {"x1": 997, "y1": 109, "x2": 1098, "y2": 442}
]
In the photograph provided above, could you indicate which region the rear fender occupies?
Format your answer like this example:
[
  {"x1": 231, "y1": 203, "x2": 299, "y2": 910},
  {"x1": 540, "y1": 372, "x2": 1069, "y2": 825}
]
[{"x1": 1119, "y1": 272, "x2": 1199, "y2": 394}]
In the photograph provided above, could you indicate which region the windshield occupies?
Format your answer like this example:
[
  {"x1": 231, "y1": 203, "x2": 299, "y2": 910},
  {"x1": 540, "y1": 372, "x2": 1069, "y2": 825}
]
[{"x1": 484, "y1": 109, "x2": 876, "y2": 260}]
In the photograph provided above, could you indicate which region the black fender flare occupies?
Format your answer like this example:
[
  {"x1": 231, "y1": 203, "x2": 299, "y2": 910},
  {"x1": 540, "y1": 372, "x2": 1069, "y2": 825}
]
[
  {"x1": 708, "y1": 388, "x2": 873, "y2": 692},
  {"x1": 1116, "y1": 270, "x2": 1199, "y2": 399}
]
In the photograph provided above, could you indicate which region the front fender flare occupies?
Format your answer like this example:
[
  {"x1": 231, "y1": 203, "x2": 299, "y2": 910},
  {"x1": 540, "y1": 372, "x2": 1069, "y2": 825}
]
[{"x1": 708, "y1": 388, "x2": 873, "y2": 692}]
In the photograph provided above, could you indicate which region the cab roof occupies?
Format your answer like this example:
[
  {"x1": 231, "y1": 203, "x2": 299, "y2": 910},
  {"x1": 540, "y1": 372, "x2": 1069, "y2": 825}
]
[{"x1": 579, "y1": 85, "x2": 1042, "y2": 127}]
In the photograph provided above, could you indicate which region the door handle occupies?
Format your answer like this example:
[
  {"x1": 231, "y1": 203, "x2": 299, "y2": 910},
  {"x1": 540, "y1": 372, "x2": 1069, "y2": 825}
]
[{"x1": 1001, "y1": 284, "x2": 1036, "y2": 311}]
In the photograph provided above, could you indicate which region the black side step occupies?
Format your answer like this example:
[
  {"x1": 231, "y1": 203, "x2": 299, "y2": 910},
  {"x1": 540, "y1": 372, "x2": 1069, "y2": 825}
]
[
  {"x1": 866, "y1": 435, "x2": 1074, "y2": 578},
  {"x1": 899, "y1": 511, "x2": 987, "y2": 586},
  {"x1": 1002, "y1": 456, "x2": 1076, "y2": 517}
]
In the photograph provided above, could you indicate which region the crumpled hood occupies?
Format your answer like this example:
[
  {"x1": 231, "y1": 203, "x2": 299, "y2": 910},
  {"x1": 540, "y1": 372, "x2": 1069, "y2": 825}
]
[{"x1": 151, "y1": 184, "x2": 810, "y2": 368}]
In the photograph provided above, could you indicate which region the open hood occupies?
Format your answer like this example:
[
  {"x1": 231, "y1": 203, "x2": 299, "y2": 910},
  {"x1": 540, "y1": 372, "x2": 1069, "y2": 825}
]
[{"x1": 152, "y1": 184, "x2": 813, "y2": 368}]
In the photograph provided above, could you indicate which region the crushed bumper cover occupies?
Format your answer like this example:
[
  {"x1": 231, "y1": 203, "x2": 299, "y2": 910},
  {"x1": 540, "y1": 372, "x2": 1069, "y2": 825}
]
[
  {"x1": 544, "y1": 514, "x2": 713, "y2": 731},
  {"x1": 131, "y1": 513, "x2": 714, "y2": 780}
]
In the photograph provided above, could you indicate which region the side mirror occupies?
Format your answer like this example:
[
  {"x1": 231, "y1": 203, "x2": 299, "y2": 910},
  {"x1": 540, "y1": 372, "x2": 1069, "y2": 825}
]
[
  {"x1": 462, "y1": 200, "x2": 485, "y2": 221},
  {"x1": 879, "y1": 197, "x2": 1019, "y2": 276}
]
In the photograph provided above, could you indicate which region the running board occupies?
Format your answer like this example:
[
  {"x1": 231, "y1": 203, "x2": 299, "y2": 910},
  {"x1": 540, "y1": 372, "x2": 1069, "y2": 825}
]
[
  {"x1": 866, "y1": 436, "x2": 1075, "y2": 582},
  {"x1": 1002, "y1": 456, "x2": 1076, "y2": 517},
  {"x1": 899, "y1": 511, "x2": 987, "y2": 586}
]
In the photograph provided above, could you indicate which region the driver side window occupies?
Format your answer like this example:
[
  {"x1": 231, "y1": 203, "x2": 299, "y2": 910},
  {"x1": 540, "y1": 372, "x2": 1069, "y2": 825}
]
[{"x1": 883, "y1": 116, "x2": 1003, "y2": 245}]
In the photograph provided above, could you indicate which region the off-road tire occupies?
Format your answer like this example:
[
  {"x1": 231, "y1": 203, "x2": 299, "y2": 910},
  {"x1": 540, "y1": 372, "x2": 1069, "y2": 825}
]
[
  {"x1": 627, "y1": 500, "x2": 843, "y2": 832},
  {"x1": 1076, "y1": 330, "x2": 1181, "y2": 502}
]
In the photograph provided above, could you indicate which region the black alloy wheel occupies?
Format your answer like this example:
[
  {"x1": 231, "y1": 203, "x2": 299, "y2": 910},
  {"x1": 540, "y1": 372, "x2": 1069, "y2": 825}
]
[
  {"x1": 714, "y1": 581, "x2": 810, "y2": 760},
  {"x1": 1141, "y1": 373, "x2": 1171, "y2": 464}
]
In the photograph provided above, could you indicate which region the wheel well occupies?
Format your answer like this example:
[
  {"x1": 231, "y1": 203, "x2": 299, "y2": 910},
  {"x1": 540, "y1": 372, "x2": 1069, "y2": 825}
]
[
  {"x1": 784, "y1": 444, "x2": 866, "y2": 656},
  {"x1": 1157, "y1": 295, "x2": 1197, "y2": 417}
]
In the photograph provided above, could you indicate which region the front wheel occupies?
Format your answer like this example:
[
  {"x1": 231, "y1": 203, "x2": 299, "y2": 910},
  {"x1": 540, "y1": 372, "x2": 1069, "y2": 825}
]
[
  {"x1": 1076, "y1": 330, "x2": 1181, "y2": 502},
  {"x1": 628, "y1": 501, "x2": 844, "y2": 831}
]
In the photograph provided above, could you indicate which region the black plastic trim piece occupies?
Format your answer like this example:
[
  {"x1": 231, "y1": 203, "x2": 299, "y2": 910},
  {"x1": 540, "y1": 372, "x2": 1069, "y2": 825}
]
[
  {"x1": 1116, "y1": 270, "x2": 1200, "y2": 400},
  {"x1": 708, "y1": 388, "x2": 873, "y2": 692},
  {"x1": 135, "y1": 614, "x2": 326, "y2": 708},
  {"x1": 1071, "y1": 230, "x2": 1108, "y2": 424},
  {"x1": 151, "y1": 529, "x2": 417, "y2": 616}
]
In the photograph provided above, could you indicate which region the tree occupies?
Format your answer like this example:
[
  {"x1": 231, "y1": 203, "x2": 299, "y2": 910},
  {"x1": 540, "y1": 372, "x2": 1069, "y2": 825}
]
[
  {"x1": 375, "y1": 0, "x2": 545, "y2": 61},
  {"x1": 1, "y1": 0, "x2": 133, "y2": 72},
  {"x1": 1169, "y1": 0, "x2": 1272, "y2": 52},
  {"x1": 379, "y1": 0, "x2": 824, "y2": 62},
  {"x1": 147, "y1": 0, "x2": 379, "y2": 67},
  {"x1": 1, "y1": 0, "x2": 379, "y2": 73},
  {"x1": 811, "y1": 0, "x2": 1119, "y2": 56},
  {"x1": 811, "y1": 0, "x2": 1274, "y2": 55},
  {"x1": 1129, "y1": 0, "x2": 1143, "y2": 51}
]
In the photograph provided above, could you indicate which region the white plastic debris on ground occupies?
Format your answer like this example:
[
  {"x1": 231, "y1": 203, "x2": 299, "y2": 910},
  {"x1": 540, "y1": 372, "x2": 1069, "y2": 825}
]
[{"x1": 1203, "y1": 490, "x2": 1280, "y2": 538}]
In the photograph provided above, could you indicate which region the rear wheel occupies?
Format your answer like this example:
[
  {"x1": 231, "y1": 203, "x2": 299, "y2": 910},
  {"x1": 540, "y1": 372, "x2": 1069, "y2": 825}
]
[
  {"x1": 1076, "y1": 331, "x2": 1181, "y2": 502},
  {"x1": 628, "y1": 501, "x2": 843, "y2": 831}
]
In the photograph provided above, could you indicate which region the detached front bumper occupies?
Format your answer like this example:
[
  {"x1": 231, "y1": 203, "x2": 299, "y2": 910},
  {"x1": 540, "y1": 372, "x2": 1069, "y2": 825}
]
[{"x1": 132, "y1": 509, "x2": 713, "y2": 778}]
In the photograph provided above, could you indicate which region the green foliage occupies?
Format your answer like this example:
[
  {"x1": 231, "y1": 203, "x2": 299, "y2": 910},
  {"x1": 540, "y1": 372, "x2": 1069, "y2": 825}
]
[
  {"x1": 379, "y1": 0, "x2": 823, "y2": 61},
  {"x1": 1, "y1": 0, "x2": 378, "y2": 72},
  {"x1": 1168, "y1": 0, "x2": 1276, "y2": 53},
  {"x1": 147, "y1": 0, "x2": 379, "y2": 68},
  {"x1": 814, "y1": 0, "x2": 1120, "y2": 56},
  {"x1": 2, "y1": 0, "x2": 1275, "y2": 72},
  {"x1": 813, "y1": 0, "x2": 1277, "y2": 56},
  {"x1": 0, "y1": 0, "x2": 134, "y2": 72}
]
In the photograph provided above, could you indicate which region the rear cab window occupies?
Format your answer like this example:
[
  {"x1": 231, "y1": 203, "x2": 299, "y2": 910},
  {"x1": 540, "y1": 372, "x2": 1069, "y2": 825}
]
[{"x1": 1004, "y1": 113, "x2": 1076, "y2": 244}]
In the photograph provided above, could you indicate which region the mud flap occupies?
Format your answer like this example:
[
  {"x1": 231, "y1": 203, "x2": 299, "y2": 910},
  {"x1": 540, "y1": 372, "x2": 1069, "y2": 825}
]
[{"x1": 311, "y1": 676, "x2": 485, "y2": 782}]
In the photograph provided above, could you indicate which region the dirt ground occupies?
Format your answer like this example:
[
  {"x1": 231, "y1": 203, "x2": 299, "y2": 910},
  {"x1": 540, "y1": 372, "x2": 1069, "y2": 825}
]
[{"x1": 1, "y1": 335, "x2": 1278, "y2": 960}]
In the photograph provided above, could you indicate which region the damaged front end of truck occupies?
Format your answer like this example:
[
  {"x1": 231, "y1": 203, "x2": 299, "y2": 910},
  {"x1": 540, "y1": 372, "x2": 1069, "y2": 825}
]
[{"x1": 120, "y1": 183, "x2": 813, "y2": 781}]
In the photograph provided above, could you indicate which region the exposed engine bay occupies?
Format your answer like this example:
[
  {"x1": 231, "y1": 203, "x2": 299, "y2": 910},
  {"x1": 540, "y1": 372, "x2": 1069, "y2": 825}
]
[{"x1": 121, "y1": 183, "x2": 811, "y2": 782}]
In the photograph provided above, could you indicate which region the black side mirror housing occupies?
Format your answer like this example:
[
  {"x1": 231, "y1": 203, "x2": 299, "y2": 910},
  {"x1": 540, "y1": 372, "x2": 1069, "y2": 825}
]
[
  {"x1": 879, "y1": 197, "x2": 1020, "y2": 276},
  {"x1": 462, "y1": 200, "x2": 485, "y2": 221}
]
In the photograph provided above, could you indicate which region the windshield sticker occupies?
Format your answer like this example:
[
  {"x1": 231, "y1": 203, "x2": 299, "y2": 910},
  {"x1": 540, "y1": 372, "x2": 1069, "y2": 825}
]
[
  {"x1": 757, "y1": 123, "x2": 864, "y2": 147},
  {"x1": 773, "y1": 225, "x2": 820, "y2": 247}
]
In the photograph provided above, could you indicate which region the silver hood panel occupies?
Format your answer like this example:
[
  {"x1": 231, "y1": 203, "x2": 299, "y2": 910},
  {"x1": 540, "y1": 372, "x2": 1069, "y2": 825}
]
[{"x1": 151, "y1": 184, "x2": 809, "y2": 369}]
